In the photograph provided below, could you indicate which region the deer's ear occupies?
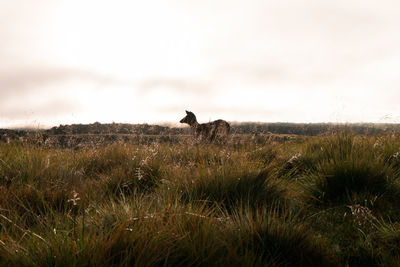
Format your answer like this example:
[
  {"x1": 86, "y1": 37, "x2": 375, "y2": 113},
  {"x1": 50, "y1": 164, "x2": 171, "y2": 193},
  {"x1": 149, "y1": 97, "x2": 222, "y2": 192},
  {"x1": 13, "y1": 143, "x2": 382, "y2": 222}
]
[{"x1": 186, "y1": 110, "x2": 190, "y2": 114}]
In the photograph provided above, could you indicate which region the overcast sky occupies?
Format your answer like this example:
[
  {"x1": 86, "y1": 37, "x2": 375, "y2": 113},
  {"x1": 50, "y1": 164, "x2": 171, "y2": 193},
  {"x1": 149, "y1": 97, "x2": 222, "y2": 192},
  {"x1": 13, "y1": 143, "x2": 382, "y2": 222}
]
[{"x1": 1, "y1": 0, "x2": 400, "y2": 128}]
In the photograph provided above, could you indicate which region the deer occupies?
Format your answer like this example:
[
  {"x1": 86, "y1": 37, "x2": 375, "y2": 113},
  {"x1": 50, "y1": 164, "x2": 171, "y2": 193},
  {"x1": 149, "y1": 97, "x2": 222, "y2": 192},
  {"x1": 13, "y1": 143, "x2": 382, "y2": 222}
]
[{"x1": 180, "y1": 111, "x2": 230, "y2": 143}]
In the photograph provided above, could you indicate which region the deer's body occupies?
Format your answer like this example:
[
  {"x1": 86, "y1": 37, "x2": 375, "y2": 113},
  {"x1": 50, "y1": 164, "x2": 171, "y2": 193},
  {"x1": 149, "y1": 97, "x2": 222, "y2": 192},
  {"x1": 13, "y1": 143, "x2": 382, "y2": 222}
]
[{"x1": 180, "y1": 111, "x2": 230, "y2": 143}]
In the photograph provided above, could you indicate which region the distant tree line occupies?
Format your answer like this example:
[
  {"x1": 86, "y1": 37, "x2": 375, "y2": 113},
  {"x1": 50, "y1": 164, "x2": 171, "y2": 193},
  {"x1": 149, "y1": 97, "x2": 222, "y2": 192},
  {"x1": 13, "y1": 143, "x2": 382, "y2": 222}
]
[
  {"x1": 230, "y1": 122, "x2": 400, "y2": 136},
  {"x1": 2, "y1": 122, "x2": 400, "y2": 140},
  {"x1": 45, "y1": 122, "x2": 400, "y2": 136},
  {"x1": 45, "y1": 122, "x2": 188, "y2": 135}
]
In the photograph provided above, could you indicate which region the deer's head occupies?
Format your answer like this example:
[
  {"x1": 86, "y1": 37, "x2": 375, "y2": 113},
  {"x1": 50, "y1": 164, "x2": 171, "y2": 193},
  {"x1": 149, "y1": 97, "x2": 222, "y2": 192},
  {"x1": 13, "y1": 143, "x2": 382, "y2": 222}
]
[{"x1": 180, "y1": 110, "x2": 197, "y2": 125}]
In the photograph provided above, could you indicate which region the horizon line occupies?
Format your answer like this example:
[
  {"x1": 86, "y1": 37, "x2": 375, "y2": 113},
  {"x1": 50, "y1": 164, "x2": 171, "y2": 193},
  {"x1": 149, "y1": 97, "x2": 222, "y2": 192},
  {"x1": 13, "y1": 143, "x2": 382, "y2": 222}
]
[{"x1": 2, "y1": 120, "x2": 400, "y2": 130}]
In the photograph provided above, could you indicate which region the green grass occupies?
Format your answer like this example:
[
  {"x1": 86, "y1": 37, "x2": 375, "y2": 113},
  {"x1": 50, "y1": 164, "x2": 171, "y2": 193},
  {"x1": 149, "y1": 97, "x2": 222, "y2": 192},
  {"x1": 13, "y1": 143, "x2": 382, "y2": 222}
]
[{"x1": 1, "y1": 133, "x2": 400, "y2": 266}]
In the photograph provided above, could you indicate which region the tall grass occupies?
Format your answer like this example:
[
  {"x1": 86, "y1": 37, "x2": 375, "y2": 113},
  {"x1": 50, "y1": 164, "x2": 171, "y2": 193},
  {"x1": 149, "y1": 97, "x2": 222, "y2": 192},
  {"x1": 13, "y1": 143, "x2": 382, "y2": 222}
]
[
  {"x1": 286, "y1": 134, "x2": 400, "y2": 206},
  {"x1": 1, "y1": 133, "x2": 400, "y2": 265}
]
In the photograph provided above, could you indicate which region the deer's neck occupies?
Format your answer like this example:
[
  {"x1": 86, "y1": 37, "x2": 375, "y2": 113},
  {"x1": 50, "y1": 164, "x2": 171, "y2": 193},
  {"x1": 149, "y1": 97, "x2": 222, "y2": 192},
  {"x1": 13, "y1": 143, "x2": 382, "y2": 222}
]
[{"x1": 189, "y1": 121, "x2": 199, "y2": 129}]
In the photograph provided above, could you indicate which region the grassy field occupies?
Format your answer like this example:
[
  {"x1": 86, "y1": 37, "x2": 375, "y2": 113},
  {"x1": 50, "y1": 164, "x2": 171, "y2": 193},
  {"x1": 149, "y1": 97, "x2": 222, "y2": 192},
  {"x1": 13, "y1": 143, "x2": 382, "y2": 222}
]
[{"x1": 1, "y1": 133, "x2": 400, "y2": 266}]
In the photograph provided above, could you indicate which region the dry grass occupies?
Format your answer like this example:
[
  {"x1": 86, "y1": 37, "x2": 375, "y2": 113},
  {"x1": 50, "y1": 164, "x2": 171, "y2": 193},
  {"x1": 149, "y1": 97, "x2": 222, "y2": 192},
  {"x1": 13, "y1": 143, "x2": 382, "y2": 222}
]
[{"x1": 0, "y1": 133, "x2": 400, "y2": 266}]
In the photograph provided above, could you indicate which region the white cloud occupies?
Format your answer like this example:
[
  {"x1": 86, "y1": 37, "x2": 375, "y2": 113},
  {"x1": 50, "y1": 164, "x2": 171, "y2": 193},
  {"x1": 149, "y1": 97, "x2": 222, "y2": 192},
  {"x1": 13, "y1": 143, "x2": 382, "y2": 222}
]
[{"x1": 0, "y1": 0, "x2": 400, "y2": 126}]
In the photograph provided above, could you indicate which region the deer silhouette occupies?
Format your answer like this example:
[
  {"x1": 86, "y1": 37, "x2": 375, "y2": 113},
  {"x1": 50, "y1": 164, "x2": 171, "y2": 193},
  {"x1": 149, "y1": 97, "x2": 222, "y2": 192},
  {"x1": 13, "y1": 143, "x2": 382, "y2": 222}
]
[{"x1": 180, "y1": 111, "x2": 230, "y2": 143}]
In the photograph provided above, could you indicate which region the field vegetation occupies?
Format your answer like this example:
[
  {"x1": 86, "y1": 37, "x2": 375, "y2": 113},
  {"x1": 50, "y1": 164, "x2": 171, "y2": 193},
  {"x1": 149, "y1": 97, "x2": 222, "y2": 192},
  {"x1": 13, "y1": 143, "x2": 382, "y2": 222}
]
[{"x1": 1, "y1": 126, "x2": 400, "y2": 266}]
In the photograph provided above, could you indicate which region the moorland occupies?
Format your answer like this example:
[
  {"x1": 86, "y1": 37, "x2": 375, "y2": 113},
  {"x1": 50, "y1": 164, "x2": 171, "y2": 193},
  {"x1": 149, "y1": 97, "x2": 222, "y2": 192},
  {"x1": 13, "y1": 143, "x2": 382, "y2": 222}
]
[{"x1": 1, "y1": 122, "x2": 400, "y2": 266}]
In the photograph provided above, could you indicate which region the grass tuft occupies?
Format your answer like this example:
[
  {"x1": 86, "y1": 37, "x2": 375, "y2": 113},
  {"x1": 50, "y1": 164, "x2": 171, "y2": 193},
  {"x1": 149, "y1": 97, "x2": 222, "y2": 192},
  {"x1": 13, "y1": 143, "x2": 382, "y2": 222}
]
[{"x1": 1, "y1": 133, "x2": 400, "y2": 265}]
